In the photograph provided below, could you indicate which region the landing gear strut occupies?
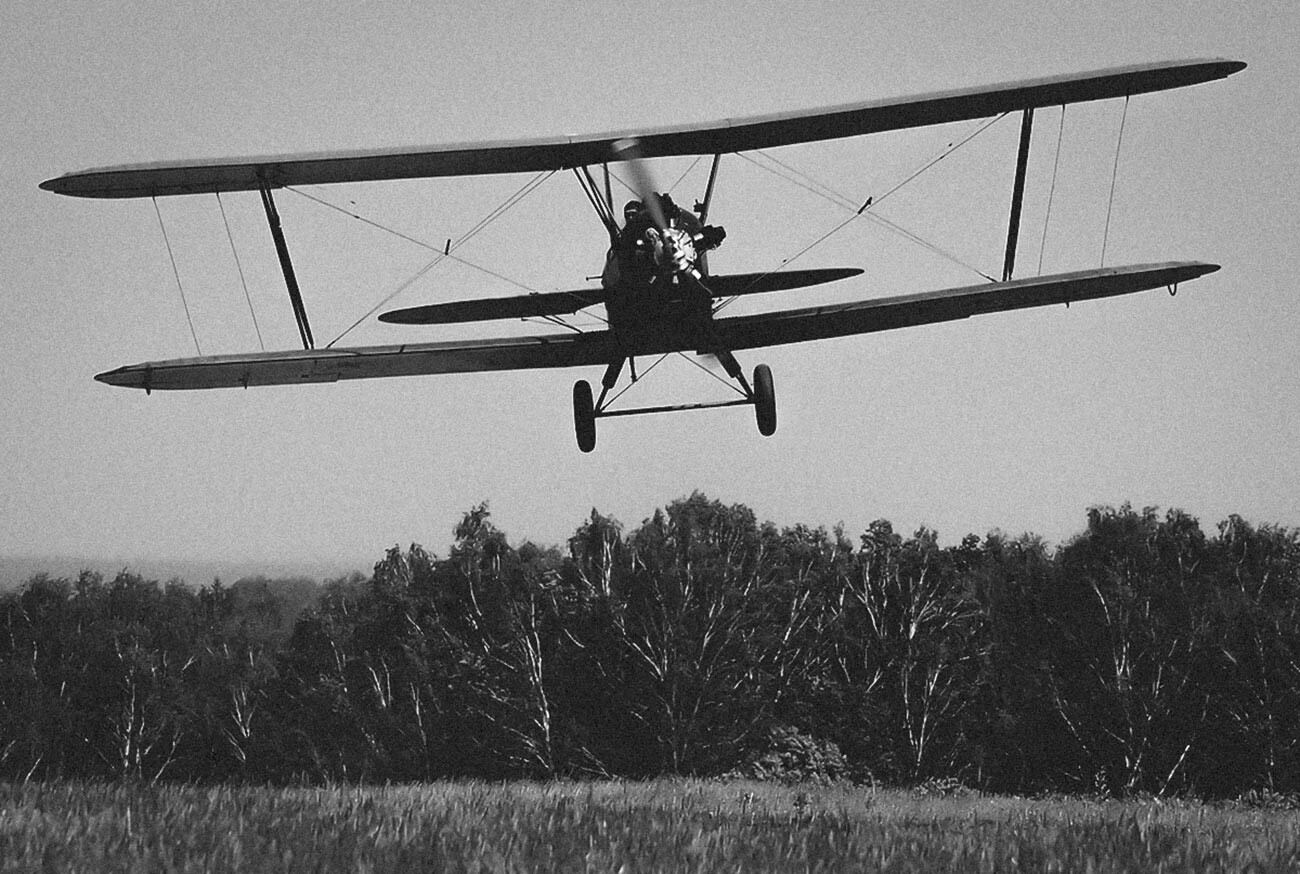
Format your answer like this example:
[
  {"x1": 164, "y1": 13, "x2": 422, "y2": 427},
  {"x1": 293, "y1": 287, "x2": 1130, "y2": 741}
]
[{"x1": 571, "y1": 354, "x2": 777, "y2": 451}]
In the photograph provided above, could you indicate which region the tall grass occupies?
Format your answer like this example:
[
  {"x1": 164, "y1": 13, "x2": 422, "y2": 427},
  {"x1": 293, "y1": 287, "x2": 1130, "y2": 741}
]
[{"x1": 1, "y1": 780, "x2": 1296, "y2": 872}]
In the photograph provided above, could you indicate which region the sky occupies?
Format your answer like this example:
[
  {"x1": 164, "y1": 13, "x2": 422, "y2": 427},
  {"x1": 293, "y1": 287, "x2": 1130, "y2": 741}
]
[{"x1": 3, "y1": 0, "x2": 1295, "y2": 575}]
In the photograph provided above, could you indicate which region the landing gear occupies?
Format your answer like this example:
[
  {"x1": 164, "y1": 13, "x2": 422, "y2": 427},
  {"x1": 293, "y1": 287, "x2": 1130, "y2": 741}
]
[
  {"x1": 570, "y1": 354, "x2": 775, "y2": 450},
  {"x1": 753, "y1": 364, "x2": 776, "y2": 436},
  {"x1": 573, "y1": 380, "x2": 596, "y2": 452}
]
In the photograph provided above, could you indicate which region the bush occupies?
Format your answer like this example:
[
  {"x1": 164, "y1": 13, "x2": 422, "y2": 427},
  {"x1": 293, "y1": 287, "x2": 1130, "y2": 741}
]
[{"x1": 729, "y1": 726, "x2": 850, "y2": 784}]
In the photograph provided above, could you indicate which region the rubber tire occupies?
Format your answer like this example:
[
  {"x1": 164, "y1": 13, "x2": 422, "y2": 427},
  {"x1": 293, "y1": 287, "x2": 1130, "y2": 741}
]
[
  {"x1": 753, "y1": 364, "x2": 776, "y2": 437},
  {"x1": 573, "y1": 380, "x2": 596, "y2": 452}
]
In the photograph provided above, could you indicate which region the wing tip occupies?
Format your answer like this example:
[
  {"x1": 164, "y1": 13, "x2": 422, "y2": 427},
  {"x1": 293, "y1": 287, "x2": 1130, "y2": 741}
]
[
  {"x1": 1180, "y1": 261, "x2": 1221, "y2": 280},
  {"x1": 94, "y1": 366, "x2": 145, "y2": 389},
  {"x1": 39, "y1": 172, "x2": 126, "y2": 199},
  {"x1": 39, "y1": 176, "x2": 74, "y2": 196}
]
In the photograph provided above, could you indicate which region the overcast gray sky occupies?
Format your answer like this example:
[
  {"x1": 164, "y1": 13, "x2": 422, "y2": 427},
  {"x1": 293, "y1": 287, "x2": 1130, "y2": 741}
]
[{"x1": 3, "y1": 0, "x2": 1294, "y2": 570}]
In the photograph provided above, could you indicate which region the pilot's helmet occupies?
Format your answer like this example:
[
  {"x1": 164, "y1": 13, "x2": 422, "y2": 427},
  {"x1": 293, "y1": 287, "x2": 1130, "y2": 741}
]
[{"x1": 623, "y1": 200, "x2": 642, "y2": 221}]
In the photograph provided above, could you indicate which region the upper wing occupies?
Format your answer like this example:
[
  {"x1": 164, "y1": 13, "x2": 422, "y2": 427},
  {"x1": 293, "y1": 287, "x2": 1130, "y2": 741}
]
[
  {"x1": 712, "y1": 262, "x2": 1218, "y2": 351},
  {"x1": 94, "y1": 262, "x2": 1215, "y2": 391},
  {"x1": 43, "y1": 59, "x2": 1243, "y2": 199}
]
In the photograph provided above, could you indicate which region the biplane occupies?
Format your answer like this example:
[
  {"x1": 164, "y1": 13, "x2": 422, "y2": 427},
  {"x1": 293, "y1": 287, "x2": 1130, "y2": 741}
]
[{"x1": 42, "y1": 58, "x2": 1244, "y2": 451}]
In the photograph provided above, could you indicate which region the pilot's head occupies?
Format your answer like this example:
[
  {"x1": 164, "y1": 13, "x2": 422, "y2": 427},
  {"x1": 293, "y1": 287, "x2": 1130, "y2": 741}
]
[{"x1": 623, "y1": 200, "x2": 642, "y2": 224}]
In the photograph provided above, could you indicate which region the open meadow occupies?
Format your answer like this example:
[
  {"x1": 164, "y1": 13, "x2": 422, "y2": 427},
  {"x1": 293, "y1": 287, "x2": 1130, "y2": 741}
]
[{"x1": 1, "y1": 780, "x2": 1297, "y2": 873}]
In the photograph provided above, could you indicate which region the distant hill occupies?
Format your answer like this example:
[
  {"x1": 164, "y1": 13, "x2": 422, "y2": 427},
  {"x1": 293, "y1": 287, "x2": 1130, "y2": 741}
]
[{"x1": 0, "y1": 555, "x2": 370, "y2": 591}]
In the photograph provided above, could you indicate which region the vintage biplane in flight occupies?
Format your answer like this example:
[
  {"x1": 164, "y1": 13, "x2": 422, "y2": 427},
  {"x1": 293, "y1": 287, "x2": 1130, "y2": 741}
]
[{"x1": 43, "y1": 58, "x2": 1244, "y2": 451}]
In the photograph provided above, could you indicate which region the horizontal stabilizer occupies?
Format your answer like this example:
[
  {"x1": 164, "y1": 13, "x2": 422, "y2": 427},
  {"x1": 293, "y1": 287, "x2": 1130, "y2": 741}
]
[
  {"x1": 380, "y1": 288, "x2": 607, "y2": 325},
  {"x1": 378, "y1": 268, "x2": 864, "y2": 325},
  {"x1": 705, "y1": 268, "x2": 864, "y2": 298}
]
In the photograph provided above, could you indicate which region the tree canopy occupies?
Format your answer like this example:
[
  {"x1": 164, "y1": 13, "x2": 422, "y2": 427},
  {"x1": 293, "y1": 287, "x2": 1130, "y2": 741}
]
[{"x1": 2, "y1": 496, "x2": 1297, "y2": 796}]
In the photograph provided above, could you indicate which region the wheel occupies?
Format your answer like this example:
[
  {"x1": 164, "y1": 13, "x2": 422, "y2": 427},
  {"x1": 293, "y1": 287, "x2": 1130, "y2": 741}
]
[
  {"x1": 573, "y1": 380, "x2": 596, "y2": 452},
  {"x1": 753, "y1": 364, "x2": 776, "y2": 436}
]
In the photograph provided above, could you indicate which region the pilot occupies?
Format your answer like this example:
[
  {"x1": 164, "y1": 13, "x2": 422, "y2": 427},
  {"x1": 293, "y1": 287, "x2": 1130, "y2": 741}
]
[
  {"x1": 617, "y1": 200, "x2": 649, "y2": 250},
  {"x1": 611, "y1": 200, "x2": 655, "y2": 287}
]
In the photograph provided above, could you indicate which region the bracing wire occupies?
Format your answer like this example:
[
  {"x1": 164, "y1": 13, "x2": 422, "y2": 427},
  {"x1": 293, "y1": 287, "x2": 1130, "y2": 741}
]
[
  {"x1": 723, "y1": 111, "x2": 1009, "y2": 309},
  {"x1": 872, "y1": 114, "x2": 1011, "y2": 208},
  {"x1": 153, "y1": 197, "x2": 202, "y2": 355},
  {"x1": 1100, "y1": 96, "x2": 1129, "y2": 267},
  {"x1": 1037, "y1": 105, "x2": 1066, "y2": 276},
  {"x1": 287, "y1": 186, "x2": 537, "y2": 293},
  {"x1": 604, "y1": 155, "x2": 702, "y2": 203},
  {"x1": 746, "y1": 150, "x2": 855, "y2": 210},
  {"x1": 324, "y1": 170, "x2": 557, "y2": 347},
  {"x1": 522, "y1": 303, "x2": 610, "y2": 330},
  {"x1": 604, "y1": 354, "x2": 671, "y2": 407},
  {"x1": 680, "y1": 352, "x2": 748, "y2": 396},
  {"x1": 666, "y1": 156, "x2": 704, "y2": 196},
  {"x1": 216, "y1": 192, "x2": 264, "y2": 351},
  {"x1": 601, "y1": 348, "x2": 749, "y2": 410}
]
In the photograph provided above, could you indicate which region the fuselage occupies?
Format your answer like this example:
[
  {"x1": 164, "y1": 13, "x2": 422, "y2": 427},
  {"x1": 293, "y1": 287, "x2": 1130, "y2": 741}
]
[{"x1": 600, "y1": 206, "x2": 716, "y2": 353}]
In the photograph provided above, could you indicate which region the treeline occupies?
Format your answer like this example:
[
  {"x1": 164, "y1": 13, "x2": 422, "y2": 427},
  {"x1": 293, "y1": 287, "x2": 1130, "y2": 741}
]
[{"x1": 2, "y1": 494, "x2": 1298, "y2": 797}]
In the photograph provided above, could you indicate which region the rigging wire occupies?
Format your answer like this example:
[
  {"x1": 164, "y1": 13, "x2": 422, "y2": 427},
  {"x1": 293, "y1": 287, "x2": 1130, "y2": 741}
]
[
  {"x1": 666, "y1": 156, "x2": 704, "y2": 196},
  {"x1": 287, "y1": 186, "x2": 536, "y2": 293},
  {"x1": 608, "y1": 169, "x2": 635, "y2": 199},
  {"x1": 215, "y1": 192, "x2": 264, "y2": 351},
  {"x1": 718, "y1": 111, "x2": 1009, "y2": 314},
  {"x1": 603, "y1": 353, "x2": 670, "y2": 407},
  {"x1": 520, "y1": 313, "x2": 591, "y2": 333},
  {"x1": 323, "y1": 170, "x2": 557, "y2": 347},
  {"x1": 601, "y1": 350, "x2": 747, "y2": 411},
  {"x1": 745, "y1": 150, "x2": 854, "y2": 210},
  {"x1": 871, "y1": 111, "x2": 1010, "y2": 208},
  {"x1": 681, "y1": 352, "x2": 748, "y2": 396},
  {"x1": 1100, "y1": 96, "x2": 1129, "y2": 267},
  {"x1": 152, "y1": 197, "x2": 202, "y2": 355},
  {"x1": 522, "y1": 305, "x2": 609, "y2": 330},
  {"x1": 604, "y1": 155, "x2": 702, "y2": 203},
  {"x1": 1037, "y1": 105, "x2": 1066, "y2": 276}
]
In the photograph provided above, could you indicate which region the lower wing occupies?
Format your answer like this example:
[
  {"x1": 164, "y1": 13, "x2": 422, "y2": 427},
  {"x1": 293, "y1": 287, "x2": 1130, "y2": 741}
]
[{"x1": 96, "y1": 262, "x2": 1216, "y2": 391}]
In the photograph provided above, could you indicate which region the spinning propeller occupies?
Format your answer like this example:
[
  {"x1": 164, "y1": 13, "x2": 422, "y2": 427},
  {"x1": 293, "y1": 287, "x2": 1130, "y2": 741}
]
[
  {"x1": 611, "y1": 136, "x2": 718, "y2": 293},
  {"x1": 611, "y1": 138, "x2": 670, "y2": 233}
]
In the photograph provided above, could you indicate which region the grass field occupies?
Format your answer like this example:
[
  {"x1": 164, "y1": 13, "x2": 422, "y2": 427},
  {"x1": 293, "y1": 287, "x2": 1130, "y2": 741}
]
[{"x1": 1, "y1": 780, "x2": 1297, "y2": 872}]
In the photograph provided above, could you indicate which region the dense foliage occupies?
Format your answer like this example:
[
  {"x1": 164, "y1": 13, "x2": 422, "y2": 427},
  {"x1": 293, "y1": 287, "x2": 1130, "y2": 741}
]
[{"x1": 2, "y1": 495, "x2": 1298, "y2": 796}]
